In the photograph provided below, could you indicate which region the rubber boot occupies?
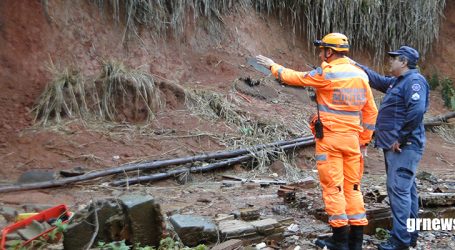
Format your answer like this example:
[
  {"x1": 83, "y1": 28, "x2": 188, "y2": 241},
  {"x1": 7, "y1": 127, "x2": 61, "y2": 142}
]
[
  {"x1": 315, "y1": 225, "x2": 349, "y2": 250},
  {"x1": 348, "y1": 225, "x2": 364, "y2": 250}
]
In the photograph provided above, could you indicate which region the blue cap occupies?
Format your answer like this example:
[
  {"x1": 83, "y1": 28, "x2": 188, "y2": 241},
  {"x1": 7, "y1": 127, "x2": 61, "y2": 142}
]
[{"x1": 388, "y1": 46, "x2": 419, "y2": 67}]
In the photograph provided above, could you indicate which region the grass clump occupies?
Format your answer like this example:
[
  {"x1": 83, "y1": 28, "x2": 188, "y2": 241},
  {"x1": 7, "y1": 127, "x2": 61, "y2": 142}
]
[
  {"x1": 97, "y1": 60, "x2": 163, "y2": 122},
  {"x1": 33, "y1": 65, "x2": 89, "y2": 125},
  {"x1": 33, "y1": 60, "x2": 163, "y2": 125}
]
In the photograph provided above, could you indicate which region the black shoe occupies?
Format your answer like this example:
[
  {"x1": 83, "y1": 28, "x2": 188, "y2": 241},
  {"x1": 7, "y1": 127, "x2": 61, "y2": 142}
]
[
  {"x1": 349, "y1": 225, "x2": 364, "y2": 250},
  {"x1": 315, "y1": 225, "x2": 349, "y2": 250},
  {"x1": 410, "y1": 239, "x2": 417, "y2": 248},
  {"x1": 378, "y1": 237, "x2": 409, "y2": 250}
]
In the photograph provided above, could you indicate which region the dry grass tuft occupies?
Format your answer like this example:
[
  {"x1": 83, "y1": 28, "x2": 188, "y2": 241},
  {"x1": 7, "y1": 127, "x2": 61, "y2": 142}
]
[
  {"x1": 33, "y1": 60, "x2": 163, "y2": 125},
  {"x1": 253, "y1": 0, "x2": 446, "y2": 65},
  {"x1": 33, "y1": 65, "x2": 89, "y2": 125},
  {"x1": 85, "y1": 0, "x2": 446, "y2": 64},
  {"x1": 97, "y1": 60, "x2": 163, "y2": 122}
]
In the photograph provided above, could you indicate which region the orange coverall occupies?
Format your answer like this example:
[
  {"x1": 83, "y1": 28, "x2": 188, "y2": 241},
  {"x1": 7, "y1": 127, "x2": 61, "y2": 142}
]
[{"x1": 271, "y1": 57, "x2": 378, "y2": 227}]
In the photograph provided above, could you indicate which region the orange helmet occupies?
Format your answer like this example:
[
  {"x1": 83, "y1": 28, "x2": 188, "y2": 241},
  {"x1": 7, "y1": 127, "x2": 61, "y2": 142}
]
[{"x1": 313, "y1": 33, "x2": 350, "y2": 52}]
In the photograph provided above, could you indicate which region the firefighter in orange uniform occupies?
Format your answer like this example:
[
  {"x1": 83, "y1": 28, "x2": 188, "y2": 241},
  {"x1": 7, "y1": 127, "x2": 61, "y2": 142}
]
[{"x1": 257, "y1": 33, "x2": 378, "y2": 250}]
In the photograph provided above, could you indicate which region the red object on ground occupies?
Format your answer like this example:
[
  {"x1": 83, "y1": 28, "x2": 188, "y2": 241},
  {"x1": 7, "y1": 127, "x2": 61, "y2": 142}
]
[{"x1": 0, "y1": 204, "x2": 71, "y2": 250}]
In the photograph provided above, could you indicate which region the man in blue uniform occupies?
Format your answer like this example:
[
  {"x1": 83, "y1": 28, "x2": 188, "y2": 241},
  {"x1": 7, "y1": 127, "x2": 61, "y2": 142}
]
[{"x1": 355, "y1": 46, "x2": 429, "y2": 250}]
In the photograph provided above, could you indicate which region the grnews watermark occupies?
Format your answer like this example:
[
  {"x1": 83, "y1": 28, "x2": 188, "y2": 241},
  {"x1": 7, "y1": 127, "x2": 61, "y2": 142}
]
[{"x1": 407, "y1": 218, "x2": 455, "y2": 232}]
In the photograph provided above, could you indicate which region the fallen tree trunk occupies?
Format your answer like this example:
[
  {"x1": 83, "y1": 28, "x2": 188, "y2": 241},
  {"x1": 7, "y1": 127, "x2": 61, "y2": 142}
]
[
  {"x1": 112, "y1": 139, "x2": 314, "y2": 186},
  {"x1": 0, "y1": 136, "x2": 315, "y2": 193}
]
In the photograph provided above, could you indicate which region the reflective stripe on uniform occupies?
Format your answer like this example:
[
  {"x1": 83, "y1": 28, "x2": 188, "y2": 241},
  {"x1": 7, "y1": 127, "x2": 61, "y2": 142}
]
[
  {"x1": 329, "y1": 214, "x2": 348, "y2": 221},
  {"x1": 318, "y1": 104, "x2": 360, "y2": 116},
  {"x1": 277, "y1": 67, "x2": 284, "y2": 81},
  {"x1": 362, "y1": 123, "x2": 375, "y2": 130},
  {"x1": 347, "y1": 213, "x2": 366, "y2": 220},
  {"x1": 315, "y1": 154, "x2": 327, "y2": 161},
  {"x1": 325, "y1": 71, "x2": 368, "y2": 81}
]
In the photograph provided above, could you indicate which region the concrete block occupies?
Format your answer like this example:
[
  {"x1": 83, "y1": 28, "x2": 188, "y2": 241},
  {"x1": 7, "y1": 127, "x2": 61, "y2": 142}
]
[
  {"x1": 239, "y1": 208, "x2": 260, "y2": 221},
  {"x1": 64, "y1": 199, "x2": 123, "y2": 250},
  {"x1": 219, "y1": 220, "x2": 256, "y2": 240},
  {"x1": 421, "y1": 193, "x2": 455, "y2": 207},
  {"x1": 250, "y1": 218, "x2": 279, "y2": 235},
  {"x1": 119, "y1": 194, "x2": 163, "y2": 247},
  {"x1": 0, "y1": 206, "x2": 18, "y2": 222},
  {"x1": 17, "y1": 220, "x2": 44, "y2": 240},
  {"x1": 170, "y1": 214, "x2": 217, "y2": 247}
]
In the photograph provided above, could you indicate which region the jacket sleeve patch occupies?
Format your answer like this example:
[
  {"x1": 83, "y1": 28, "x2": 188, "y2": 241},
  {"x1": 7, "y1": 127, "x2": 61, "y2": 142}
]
[
  {"x1": 411, "y1": 83, "x2": 421, "y2": 92},
  {"x1": 411, "y1": 92, "x2": 420, "y2": 101}
]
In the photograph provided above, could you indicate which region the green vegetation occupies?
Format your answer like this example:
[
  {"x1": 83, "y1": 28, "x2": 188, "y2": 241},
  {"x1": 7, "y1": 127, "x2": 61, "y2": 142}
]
[
  {"x1": 375, "y1": 227, "x2": 390, "y2": 241},
  {"x1": 426, "y1": 73, "x2": 455, "y2": 110},
  {"x1": 441, "y1": 78, "x2": 455, "y2": 110},
  {"x1": 96, "y1": 237, "x2": 207, "y2": 250}
]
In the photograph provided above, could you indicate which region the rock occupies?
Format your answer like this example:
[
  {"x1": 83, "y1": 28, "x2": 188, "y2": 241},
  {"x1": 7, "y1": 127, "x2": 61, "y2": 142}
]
[
  {"x1": 416, "y1": 171, "x2": 438, "y2": 184},
  {"x1": 291, "y1": 176, "x2": 317, "y2": 189},
  {"x1": 60, "y1": 166, "x2": 86, "y2": 177},
  {"x1": 211, "y1": 239, "x2": 243, "y2": 250},
  {"x1": 64, "y1": 199, "x2": 123, "y2": 250},
  {"x1": 6, "y1": 232, "x2": 21, "y2": 240},
  {"x1": 272, "y1": 205, "x2": 289, "y2": 215},
  {"x1": 421, "y1": 193, "x2": 455, "y2": 207},
  {"x1": 105, "y1": 214, "x2": 126, "y2": 242},
  {"x1": 63, "y1": 214, "x2": 97, "y2": 250},
  {"x1": 219, "y1": 220, "x2": 256, "y2": 240},
  {"x1": 0, "y1": 206, "x2": 18, "y2": 222},
  {"x1": 170, "y1": 214, "x2": 217, "y2": 247},
  {"x1": 17, "y1": 220, "x2": 45, "y2": 240},
  {"x1": 119, "y1": 194, "x2": 163, "y2": 247},
  {"x1": 439, "y1": 207, "x2": 455, "y2": 218},
  {"x1": 16, "y1": 170, "x2": 55, "y2": 184},
  {"x1": 423, "y1": 232, "x2": 436, "y2": 241}
]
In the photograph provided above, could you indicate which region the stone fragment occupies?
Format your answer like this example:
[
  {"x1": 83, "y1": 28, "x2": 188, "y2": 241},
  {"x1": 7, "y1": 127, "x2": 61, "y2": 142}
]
[
  {"x1": 421, "y1": 193, "x2": 455, "y2": 207},
  {"x1": 219, "y1": 220, "x2": 256, "y2": 240},
  {"x1": 16, "y1": 170, "x2": 55, "y2": 184},
  {"x1": 17, "y1": 220, "x2": 44, "y2": 240},
  {"x1": 250, "y1": 218, "x2": 279, "y2": 235},
  {"x1": 64, "y1": 199, "x2": 123, "y2": 250},
  {"x1": 0, "y1": 206, "x2": 18, "y2": 222},
  {"x1": 291, "y1": 176, "x2": 317, "y2": 189},
  {"x1": 119, "y1": 194, "x2": 163, "y2": 247},
  {"x1": 170, "y1": 214, "x2": 217, "y2": 247},
  {"x1": 239, "y1": 208, "x2": 260, "y2": 221}
]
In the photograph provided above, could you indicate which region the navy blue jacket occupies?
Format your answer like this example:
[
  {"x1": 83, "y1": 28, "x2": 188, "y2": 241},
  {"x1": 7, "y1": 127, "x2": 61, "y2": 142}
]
[{"x1": 356, "y1": 65, "x2": 429, "y2": 150}]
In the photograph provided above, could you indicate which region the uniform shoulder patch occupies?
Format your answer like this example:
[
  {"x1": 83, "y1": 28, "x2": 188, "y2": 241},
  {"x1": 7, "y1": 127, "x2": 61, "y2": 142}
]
[
  {"x1": 411, "y1": 83, "x2": 421, "y2": 92},
  {"x1": 411, "y1": 92, "x2": 420, "y2": 101}
]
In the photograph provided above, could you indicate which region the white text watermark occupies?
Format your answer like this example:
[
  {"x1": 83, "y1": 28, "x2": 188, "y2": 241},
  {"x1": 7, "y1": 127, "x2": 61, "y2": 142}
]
[{"x1": 407, "y1": 218, "x2": 455, "y2": 232}]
